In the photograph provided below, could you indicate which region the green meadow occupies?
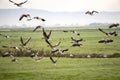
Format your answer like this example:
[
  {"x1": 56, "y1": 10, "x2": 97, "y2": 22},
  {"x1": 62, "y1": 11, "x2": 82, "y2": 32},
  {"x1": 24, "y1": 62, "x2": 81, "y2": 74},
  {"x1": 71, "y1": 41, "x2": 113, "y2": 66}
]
[
  {"x1": 0, "y1": 27, "x2": 120, "y2": 80},
  {"x1": 0, "y1": 28, "x2": 120, "y2": 55},
  {"x1": 0, "y1": 57, "x2": 120, "y2": 80}
]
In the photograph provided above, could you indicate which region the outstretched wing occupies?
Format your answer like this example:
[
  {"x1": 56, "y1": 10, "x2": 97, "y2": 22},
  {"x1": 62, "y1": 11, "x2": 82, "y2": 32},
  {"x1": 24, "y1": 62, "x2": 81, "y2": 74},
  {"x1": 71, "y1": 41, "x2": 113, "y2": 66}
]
[
  {"x1": 33, "y1": 26, "x2": 42, "y2": 32},
  {"x1": 98, "y1": 28, "x2": 108, "y2": 35},
  {"x1": 19, "y1": 0, "x2": 28, "y2": 5},
  {"x1": 9, "y1": 0, "x2": 16, "y2": 4},
  {"x1": 24, "y1": 37, "x2": 31, "y2": 45},
  {"x1": 92, "y1": 10, "x2": 99, "y2": 13},
  {"x1": 19, "y1": 15, "x2": 25, "y2": 21},
  {"x1": 20, "y1": 36, "x2": 24, "y2": 45}
]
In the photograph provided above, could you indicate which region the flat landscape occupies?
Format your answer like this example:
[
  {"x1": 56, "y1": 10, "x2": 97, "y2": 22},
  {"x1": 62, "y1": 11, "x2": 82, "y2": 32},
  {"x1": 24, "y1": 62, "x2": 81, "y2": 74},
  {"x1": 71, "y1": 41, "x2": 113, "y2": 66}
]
[{"x1": 0, "y1": 27, "x2": 120, "y2": 80}]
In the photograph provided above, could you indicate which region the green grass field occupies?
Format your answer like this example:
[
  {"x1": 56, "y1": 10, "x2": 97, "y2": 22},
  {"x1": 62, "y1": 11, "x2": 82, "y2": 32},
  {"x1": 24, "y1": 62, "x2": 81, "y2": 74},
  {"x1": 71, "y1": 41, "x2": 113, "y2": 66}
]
[
  {"x1": 0, "y1": 28, "x2": 120, "y2": 80},
  {"x1": 0, "y1": 57, "x2": 120, "y2": 80},
  {"x1": 0, "y1": 28, "x2": 120, "y2": 55}
]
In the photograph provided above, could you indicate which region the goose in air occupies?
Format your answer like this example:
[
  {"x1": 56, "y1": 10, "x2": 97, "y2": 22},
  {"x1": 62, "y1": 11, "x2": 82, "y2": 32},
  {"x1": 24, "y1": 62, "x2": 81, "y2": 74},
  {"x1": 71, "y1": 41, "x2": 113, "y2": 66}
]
[
  {"x1": 98, "y1": 28, "x2": 118, "y2": 36},
  {"x1": 19, "y1": 14, "x2": 31, "y2": 21},
  {"x1": 85, "y1": 10, "x2": 99, "y2": 15},
  {"x1": 42, "y1": 27, "x2": 52, "y2": 40},
  {"x1": 33, "y1": 17, "x2": 46, "y2": 21},
  {"x1": 71, "y1": 37, "x2": 83, "y2": 43},
  {"x1": 34, "y1": 52, "x2": 44, "y2": 62},
  {"x1": 98, "y1": 38, "x2": 113, "y2": 44},
  {"x1": 20, "y1": 36, "x2": 31, "y2": 47},
  {"x1": 70, "y1": 30, "x2": 80, "y2": 36},
  {"x1": 9, "y1": 0, "x2": 28, "y2": 7},
  {"x1": 109, "y1": 23, "x2": 119, "y2": 28},
  {"x1": 33, "y1": 25, "x2": 42, "y2": 32},
  {"x1": 50, "y1": 56, "x2": 59, "y2": 64}
]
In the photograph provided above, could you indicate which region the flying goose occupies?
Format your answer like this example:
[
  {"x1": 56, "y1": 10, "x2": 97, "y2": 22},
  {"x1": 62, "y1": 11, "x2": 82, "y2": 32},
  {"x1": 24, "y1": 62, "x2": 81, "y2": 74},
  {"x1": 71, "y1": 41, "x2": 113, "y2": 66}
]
[
  {"x1": 50, "y1": 57, "x2": 59, "y2": 64},
  {"x1": 98, "y1": 38, "x2": 113, "y2": 44},
  {"x1": 9, "y1": 0, "x2": 28, "y2": 7},
  {"x1": 20, "y1": 36, "x2": 31, "y2": 47},
  {"x1": 33, "y1": 17, "x2": 46, "y2": 21},
  {"x1": 19, "y1": 14, "x2": 31, "y2": 21},
  {"x1": 70, "y1": 30, "x2": 80, "y2": 36},
  {"x1": 109, "y1": 23, "x2": 119, "y2": 28},
  {"x1": 33, "y1": 25, "x2": 42, "y2": 32},
  {"x1": 71, "y1": 37, "x2": 83, "y2": 43},
  {"x1": 85, "y1": 10, "x2": 99, "y2": 15},
  {"x1": 42, "y1": 27, "x2": 52, "y2": 40}
]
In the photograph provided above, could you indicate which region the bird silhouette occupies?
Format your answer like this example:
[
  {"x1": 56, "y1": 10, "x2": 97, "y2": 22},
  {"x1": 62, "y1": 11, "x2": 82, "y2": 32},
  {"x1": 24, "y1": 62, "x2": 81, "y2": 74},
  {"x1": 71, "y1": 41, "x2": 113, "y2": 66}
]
[
  {"x1": 19, "y1": 14, "x2": 31, "y2": 21},
  {"x1": 70, "y1": 30, "x2": 80, "y2": 36},
  {"x1": 85, "y1": 10, "x2": 98, "y2": 15},
  {"x1": 98, "y1": 28, "x2": 118, "y2": 37},
  {"x1": 109, "y1": 23, "x2": 119, "y2": 28},
  {"x1": 50, "y1": 57, "x2": 59, "y2": 64},
  {"x1": 33, "y1": 17, "x2": 46, "y2": 21},
  {"x1": 42, "y1": 27, "x2": 52, "y2": 40},
  {"x1": 98, "y1": 38, "x2": 113, "y2": 44},
  {"x1": 9, "y1": 0, "x2": 28, "y2": 7},
  {"x1": 20, "y1": 36, "x2": 31, "y2": 47},
  {"x1": 33, "y1": 25, "x2": 42, "y2": 32},
  {"x1": 71, "y1": 37, "x2": 83, "y2": 43}
]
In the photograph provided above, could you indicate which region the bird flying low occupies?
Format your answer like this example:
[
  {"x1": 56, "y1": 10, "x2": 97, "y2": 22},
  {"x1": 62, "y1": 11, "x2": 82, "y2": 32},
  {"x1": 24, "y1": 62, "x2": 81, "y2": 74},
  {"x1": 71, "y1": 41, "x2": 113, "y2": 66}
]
[
  {"x1": 109, "y1": 23, "x2": 119, "y2": 28},
  {"x1": 9, "y1": 0, "x2": 28, "y2": 7}
]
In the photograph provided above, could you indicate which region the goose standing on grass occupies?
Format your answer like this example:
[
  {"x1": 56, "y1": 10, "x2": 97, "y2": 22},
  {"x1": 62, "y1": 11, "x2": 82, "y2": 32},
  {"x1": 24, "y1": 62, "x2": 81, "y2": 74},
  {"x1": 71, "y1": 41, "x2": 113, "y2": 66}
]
[
  {"x1": 19, "y1": 14, "x2": 31, "y2": 21},
  {"x1": 85, "y1": 10, "x2": 99, "y2": 15},
  {"x1": 9, "y1": 0, "x2": 28, "y2": 7},
  {"x1": 2, "y1": 52, "x2": 10, "y2": 57}
]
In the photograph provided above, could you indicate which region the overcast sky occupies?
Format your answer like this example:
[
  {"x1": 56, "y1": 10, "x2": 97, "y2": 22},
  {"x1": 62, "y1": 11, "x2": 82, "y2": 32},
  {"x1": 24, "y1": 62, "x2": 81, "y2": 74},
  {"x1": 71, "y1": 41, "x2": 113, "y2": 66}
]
[{"x1": 0, "y1": 0, "x2": 120, "y2": 12}]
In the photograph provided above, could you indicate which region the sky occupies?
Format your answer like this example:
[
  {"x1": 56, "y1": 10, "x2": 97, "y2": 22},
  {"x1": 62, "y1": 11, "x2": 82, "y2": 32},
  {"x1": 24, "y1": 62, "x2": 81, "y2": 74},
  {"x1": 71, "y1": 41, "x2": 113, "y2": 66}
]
[{"x1": 0, "y1": 0, "x2": 120, "y2": 12}]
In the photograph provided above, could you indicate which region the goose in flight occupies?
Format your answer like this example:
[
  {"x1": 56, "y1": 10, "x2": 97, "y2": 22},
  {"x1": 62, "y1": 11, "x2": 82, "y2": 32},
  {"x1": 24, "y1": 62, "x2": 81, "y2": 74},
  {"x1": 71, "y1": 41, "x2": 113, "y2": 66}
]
[
  {"x1": 9, "y1": 0, "x2": 28, "y2": 7},
  {"x1": 109, "y1": 23, "x2": 119, "y2": 28},
  {"x1": 50, "y1": 57, "x2": 59, "y2": 64},
  {"x1": 85, "y1": 10, "x2": 99, "y2": 15},
  {"x1": 19, "y1": 14, "x2": 31, "y2": 21},
  {"x1": 71, "y1": 37, "x2": 83, "y2": 43},
  {"x1": 42, "y1": 27, "x2": 52, "y2": 40},
  {"x1": 33, "y1": 25, "x2": 42, "y2": 32},
  {"x1": 33, "y1": 17, "x2": 46, "y2": 22},
  {"x1": 98, "y1": 38, "x2": 113, "y2": 44},
  {"x1": 98, "y1": 28, "x2": 118, "y2": 36},
  {"x1": 70, "y1": 30, "x2": 80, "y2": 36},
  {"x1": 20, "y1": 36, "x2": 31, "y2": 47}
]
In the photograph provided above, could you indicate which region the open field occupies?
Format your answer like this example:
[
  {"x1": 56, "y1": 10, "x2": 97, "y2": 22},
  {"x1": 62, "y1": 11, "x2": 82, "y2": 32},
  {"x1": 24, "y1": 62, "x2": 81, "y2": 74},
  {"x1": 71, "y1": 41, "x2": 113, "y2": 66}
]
[
  {"x1": 0, "y1": 28, "x2": 120, "y2": 56},
  {"x1": 0, "y1": 57, "x2": 120, "y2": 80}
]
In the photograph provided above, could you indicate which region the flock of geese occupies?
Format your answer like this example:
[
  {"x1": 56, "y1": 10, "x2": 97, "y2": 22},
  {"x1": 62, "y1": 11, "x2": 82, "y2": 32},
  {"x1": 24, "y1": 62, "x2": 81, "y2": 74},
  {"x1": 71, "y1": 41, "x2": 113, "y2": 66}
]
[{"x1": 0, "y1": 0, "x2": 119, "y2": 64}]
